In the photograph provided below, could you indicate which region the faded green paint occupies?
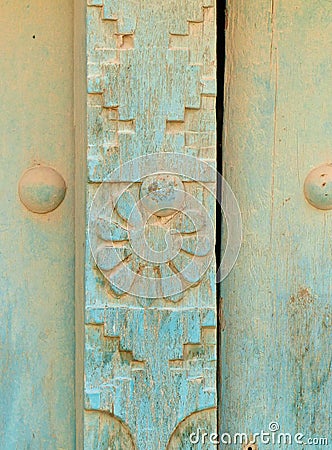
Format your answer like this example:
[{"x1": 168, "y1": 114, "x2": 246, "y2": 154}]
[
  {"x1": 2, "y1": 1, "x2": 330, "y2": 448},
  {"x1": 0, "y1": 1, "x2": 75, "y2": 448},
  {"x1": 221, "y1": 0, "x2": 332, "y2": 447},
  {"x1": 85, "y1": 0, "x2": 217, "y2": 448}
]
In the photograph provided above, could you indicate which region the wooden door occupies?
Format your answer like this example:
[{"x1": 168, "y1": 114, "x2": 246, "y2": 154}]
[
  {"x1": 221, "y1": 1, "x2": 331, "y2": 448},
  {"x1": 0, "y1": 1, "x2": 75, "y2": 448},
  {"x1": 2, "y1": 1, "x2": 330, "y2": 449}
]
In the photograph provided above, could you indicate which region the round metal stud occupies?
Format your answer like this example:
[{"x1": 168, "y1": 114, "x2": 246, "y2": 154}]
[
  {"x1": 140, "y1": 174, "x2": 185, "y2": 217},
  {"x1": 18, "y1": 165, "x2": 66, "y2": 214},
  {"x1": 304, "y1": 163, "x2": 332, "y2": 210}
]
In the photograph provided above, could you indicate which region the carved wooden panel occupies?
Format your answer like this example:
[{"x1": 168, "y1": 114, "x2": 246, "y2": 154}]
[{"x1": 85, "y1": 0, "x2": 217, "y2": 448}]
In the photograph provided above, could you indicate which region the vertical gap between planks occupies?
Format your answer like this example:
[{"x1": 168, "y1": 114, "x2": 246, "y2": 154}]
[
  {"x1": 216, "y1": 0, "x2": 227, "y2": 445},
  {"x1": 74, "y1": 0, "x2": 87, "y2": 448}
]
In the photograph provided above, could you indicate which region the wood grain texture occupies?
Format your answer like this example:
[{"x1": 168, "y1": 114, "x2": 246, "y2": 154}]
[
  {"x1": 0, "y1": 1, "x2": 75, "y2": 448},
  {"x1": 86, "y1": 0, "x2": 216, "y2": 181},
  {"x1": 74, "y1": 0, "x2": 87, "y2": 446},
  {"x1": 221, "y1": 0, "x2": 332, "y2": 446},
  {"x1": 85, "y1": 0, "x2": 217, "y2": 448}
]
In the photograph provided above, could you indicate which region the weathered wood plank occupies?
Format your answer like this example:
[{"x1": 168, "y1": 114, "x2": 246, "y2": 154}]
[
  {"x1": 0, "y1": 1, "x2": 75, "y2": 448},
  {"x1": 85, "y1": 0, "x2": 217, "y2": 448},
  {"x1": 221, "y1": 0, "x2": 332, "y2": 447}
]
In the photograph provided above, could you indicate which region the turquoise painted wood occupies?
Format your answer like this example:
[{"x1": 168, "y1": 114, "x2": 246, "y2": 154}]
[
  {"x1": 84, "y1": 0, "x2": 217, "y2": 448},
  {"x1": 0, "y1": 1, "x2": 76, "y2": 448},
  {"x1": 222, "y1": 1, "x2": 331, "y2": 448}
]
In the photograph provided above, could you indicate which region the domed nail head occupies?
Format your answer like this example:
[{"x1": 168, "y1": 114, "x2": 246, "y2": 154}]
[
  {"x1": 304, "y1": 163, "x2": 332, "y2": 210},
  {"x1": 18, "y1": 166, "x2": 66, "y2": 214}
]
